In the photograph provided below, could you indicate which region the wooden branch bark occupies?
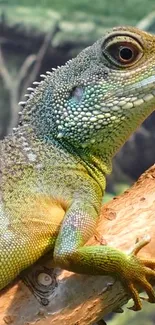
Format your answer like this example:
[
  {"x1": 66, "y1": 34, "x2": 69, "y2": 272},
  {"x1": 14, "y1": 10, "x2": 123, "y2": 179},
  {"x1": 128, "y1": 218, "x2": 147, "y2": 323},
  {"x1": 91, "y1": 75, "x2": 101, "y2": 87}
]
[{"x1": 1, "y1": 165, "x2": 155, "y2": 325}]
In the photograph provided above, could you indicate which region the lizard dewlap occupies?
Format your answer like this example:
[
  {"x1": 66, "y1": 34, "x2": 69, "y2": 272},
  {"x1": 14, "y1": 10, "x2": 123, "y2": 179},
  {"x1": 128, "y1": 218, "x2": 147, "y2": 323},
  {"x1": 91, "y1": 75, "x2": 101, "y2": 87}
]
[{"x1": 1, "y1": 26, "x2": 155, "y2": 311}]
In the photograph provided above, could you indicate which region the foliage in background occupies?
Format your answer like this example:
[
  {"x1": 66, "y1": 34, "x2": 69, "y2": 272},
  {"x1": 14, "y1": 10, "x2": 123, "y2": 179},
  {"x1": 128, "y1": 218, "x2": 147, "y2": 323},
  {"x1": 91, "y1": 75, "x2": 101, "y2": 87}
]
[
  {"x1": 7, "y1": 0, "x2": 155, "y2": 24},
  {"x1": 1, "y1": 1, "x2": 155, "y2": 324},
  {"x1": 109, "y1": 299, "x2": 155, "y2": 325}
]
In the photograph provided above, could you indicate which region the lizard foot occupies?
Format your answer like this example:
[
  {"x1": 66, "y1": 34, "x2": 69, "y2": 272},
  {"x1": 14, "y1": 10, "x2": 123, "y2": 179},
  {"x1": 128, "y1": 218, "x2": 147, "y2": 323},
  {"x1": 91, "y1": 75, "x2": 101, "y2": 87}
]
[{"x1": 123, "y1": 235, "x2": 155, "y2": 311}]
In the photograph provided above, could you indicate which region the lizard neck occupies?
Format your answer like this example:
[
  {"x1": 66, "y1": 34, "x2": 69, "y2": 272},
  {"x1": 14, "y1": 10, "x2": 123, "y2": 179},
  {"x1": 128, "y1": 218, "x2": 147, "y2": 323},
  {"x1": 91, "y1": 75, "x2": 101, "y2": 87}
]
[
  {"x1": 79, "y1": 152, "x2": 112, "y2": 193},
  {"x1": 50, "y1": 138, "x2": 112, "y2": 193},
  {"x1": 3, "y1": 124, "x2": 109, "y2": 195}
]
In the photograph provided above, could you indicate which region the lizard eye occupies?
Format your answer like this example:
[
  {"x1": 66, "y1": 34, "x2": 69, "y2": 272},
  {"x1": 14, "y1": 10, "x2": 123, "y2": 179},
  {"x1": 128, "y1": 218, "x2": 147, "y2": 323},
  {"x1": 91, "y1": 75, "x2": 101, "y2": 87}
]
[
  {"x1": 102, "y1": 34, "x2": 143, "y2": 68},
  {"x1": 118, "y1": 45, "x2": 135, "y2": 62}
]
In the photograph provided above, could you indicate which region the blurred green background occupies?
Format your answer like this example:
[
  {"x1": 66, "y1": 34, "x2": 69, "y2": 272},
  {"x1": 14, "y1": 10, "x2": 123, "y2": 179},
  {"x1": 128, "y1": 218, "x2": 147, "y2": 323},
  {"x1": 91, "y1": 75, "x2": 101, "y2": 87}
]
[
  {"x1": 6, "y1": 0, "x2": 155, "y2": 24},
  {"x1": 0, "y1": 2, "x2": 155, "y2": 323}
]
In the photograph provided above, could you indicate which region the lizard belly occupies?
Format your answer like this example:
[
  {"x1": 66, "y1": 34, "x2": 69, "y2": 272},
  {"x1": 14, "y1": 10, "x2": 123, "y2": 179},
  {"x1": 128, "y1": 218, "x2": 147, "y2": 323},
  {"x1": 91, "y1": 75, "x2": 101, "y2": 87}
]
[{"x1": 0, "y1": 194, "x2": 66, "y2": 290}]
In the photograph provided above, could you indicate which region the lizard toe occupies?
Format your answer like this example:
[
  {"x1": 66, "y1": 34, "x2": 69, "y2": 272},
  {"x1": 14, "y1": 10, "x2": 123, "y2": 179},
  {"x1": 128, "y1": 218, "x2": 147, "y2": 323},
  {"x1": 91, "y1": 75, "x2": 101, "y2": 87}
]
[
  {"x1": 127, "y1": 282, "x2": 142, "y2": 311},
  {"x1": 140, "y1": 259, "x2": 155, "y2": 269},
  {"x1": 138, "y1": 276, "x2": 155, "y2": 303},
  {"x1": 122, "y1": 237, "x2": 155, "y2": 310}
]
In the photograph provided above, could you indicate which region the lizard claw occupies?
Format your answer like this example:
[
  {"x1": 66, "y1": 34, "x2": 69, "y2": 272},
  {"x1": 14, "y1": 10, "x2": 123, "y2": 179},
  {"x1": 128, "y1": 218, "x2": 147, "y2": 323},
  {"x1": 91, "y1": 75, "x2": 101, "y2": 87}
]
[{"x1": 124, "y1": 236, "x2": 155, "y2": 311}]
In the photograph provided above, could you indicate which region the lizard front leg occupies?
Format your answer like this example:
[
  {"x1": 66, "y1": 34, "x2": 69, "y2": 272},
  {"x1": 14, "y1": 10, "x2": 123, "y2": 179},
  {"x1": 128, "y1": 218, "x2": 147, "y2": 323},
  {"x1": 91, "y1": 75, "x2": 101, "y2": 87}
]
[{"x1": 53, "y1": 199, "x2": 155, "y2": 311}]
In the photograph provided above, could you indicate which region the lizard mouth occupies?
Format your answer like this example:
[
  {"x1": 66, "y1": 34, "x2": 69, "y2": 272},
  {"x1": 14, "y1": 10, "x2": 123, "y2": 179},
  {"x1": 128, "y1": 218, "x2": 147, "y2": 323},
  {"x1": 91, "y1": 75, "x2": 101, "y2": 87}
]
[
  {"x1": 133, "y1": 75, "x2": 155, "y2": 91},
  {"x1": 117, "y1": 75, "x2": 155, "y2": 110}
]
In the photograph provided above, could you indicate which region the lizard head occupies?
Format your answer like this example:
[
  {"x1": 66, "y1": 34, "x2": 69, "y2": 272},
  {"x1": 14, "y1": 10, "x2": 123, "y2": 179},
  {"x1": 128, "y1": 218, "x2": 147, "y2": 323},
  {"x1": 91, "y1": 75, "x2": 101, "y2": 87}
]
[{"x1": 23, "y1": 26, "x2": 155, "y2": 162}]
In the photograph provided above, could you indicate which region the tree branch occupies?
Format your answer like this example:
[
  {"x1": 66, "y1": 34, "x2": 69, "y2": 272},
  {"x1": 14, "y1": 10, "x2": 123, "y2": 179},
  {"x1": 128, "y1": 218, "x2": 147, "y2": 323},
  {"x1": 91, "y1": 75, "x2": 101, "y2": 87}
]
[
  {"x1": 0, "y1": 46, "x2": 12, "y2": 89},
  {"x1": 20, "y1": 22, "x2": 59, "y2": 101},
  {"x1": 0, "y1": 23, "x2": 59, "y2": 135},
  {"x1": 0, "y1": 165, "x2": 155, "y2": 325}
]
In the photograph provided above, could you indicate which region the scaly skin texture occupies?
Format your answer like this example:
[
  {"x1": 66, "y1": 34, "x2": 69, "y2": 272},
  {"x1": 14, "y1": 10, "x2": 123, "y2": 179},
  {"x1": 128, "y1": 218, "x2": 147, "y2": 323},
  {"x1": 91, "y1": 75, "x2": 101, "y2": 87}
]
[{"x1": 1, "y1": 26, "x2": 155, "y2": 311}]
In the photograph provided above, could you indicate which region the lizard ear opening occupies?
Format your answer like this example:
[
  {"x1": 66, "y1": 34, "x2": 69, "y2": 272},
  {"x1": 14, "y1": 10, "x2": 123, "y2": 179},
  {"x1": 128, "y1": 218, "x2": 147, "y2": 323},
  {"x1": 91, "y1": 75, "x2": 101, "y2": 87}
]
[
  {"x1": 102, "y1": 33, "x2": 143, "y2": 68},
  {"x1": 69, "y1": 87, "x2": 84, "y2": 103}
]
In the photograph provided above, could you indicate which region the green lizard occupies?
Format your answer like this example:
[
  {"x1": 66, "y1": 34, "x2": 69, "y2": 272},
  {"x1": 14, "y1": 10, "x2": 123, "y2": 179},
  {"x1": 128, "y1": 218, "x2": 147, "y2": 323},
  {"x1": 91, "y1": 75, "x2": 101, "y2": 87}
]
[{"x1": 1, "y1": 26, "x2": 155, "y2": 311}]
